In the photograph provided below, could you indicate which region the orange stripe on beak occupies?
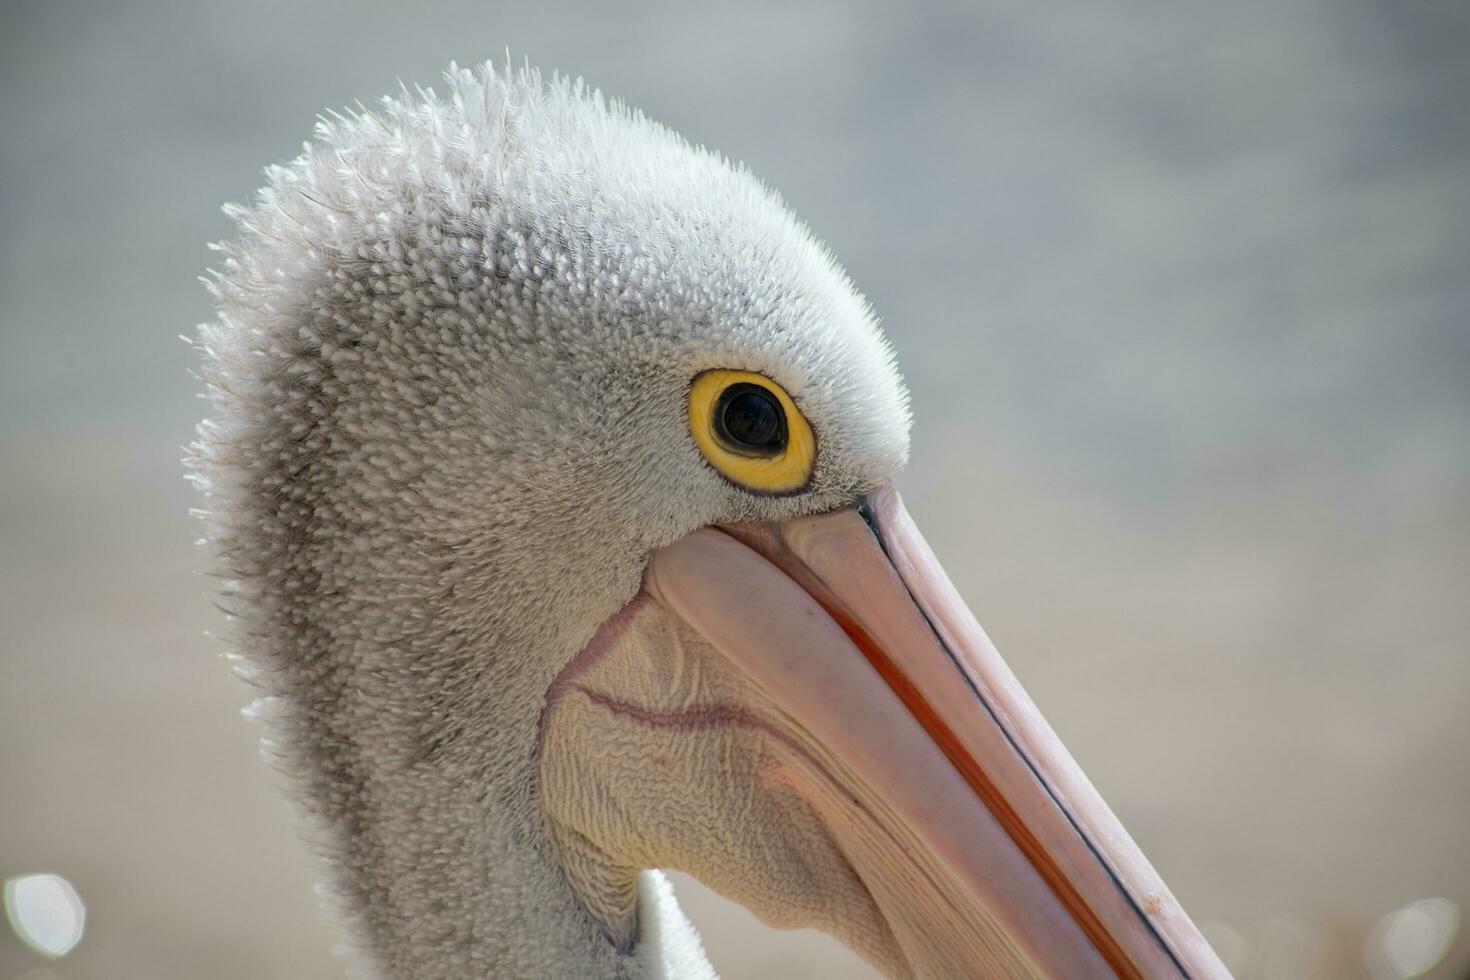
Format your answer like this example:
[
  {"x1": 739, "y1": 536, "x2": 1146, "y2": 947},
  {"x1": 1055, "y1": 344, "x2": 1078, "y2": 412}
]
[{"x1": 647, "y1": 484, "x2": 1228, "y2": 978}]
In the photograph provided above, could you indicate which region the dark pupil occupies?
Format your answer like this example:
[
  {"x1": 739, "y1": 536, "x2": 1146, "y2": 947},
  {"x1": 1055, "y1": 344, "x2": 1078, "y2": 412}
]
[{"x1": 716, "y1": 383, "x2": 787, "y2": 455}]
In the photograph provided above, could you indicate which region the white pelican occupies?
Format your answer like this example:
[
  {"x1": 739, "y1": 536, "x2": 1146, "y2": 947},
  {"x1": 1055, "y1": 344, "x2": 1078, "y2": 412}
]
[{"x1": 192, "y1": 62, "x2": 1229, "y2": 980}]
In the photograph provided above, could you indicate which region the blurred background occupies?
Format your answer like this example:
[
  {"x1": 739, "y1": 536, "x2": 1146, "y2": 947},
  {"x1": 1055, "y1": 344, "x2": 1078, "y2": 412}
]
[{"x1": 2, "y1": 0, "x2": 1468, "y2": 977}]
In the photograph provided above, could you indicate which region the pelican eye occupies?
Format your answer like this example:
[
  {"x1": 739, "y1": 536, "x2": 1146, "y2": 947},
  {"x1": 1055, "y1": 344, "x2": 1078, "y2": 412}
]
[
  {"x1": 714, "y1": 383, "x2": 786, "y2": 456},
  {"x1": 689, "y1": 370, "x2": 815, "y2": 494}
]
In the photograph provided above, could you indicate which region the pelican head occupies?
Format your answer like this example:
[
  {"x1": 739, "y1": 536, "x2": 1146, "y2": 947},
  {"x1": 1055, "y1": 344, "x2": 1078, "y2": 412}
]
[{"x1": 193, "y1": 63, "x2": 1225, "y2": 979}]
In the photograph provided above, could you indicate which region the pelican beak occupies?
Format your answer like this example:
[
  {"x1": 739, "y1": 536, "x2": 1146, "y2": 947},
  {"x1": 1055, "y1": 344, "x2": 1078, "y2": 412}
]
[{"x1": 643, "y1": 484, "x2": 1228, "y2": 979}]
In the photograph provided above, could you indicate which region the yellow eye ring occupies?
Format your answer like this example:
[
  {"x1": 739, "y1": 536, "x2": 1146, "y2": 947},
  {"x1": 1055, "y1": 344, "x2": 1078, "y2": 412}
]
[{"x1": 688, "y1": 370, "x2": 815, "y2": 495}]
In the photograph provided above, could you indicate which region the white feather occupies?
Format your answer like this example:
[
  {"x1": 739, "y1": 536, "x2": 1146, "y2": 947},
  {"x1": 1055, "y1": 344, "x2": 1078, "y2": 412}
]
[{"x1": 190, "y1": 61, "x2": 910, "y2": 979}]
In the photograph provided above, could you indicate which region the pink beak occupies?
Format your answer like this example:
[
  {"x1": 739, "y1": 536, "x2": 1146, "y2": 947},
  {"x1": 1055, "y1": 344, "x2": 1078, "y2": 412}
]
[{"x1": 644, "y1": 484, "x2": 1228, "y2": 978}]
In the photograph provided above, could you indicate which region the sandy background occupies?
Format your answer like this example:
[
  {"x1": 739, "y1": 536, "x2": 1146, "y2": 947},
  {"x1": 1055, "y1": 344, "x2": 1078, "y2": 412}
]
[{"x1": 2, "y1": 0, "x2": 1468, "y2": 977}]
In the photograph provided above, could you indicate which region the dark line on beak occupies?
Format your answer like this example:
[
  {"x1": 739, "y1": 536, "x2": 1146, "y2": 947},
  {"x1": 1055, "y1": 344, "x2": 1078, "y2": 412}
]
[{"x1": 854, "y1": 494, "x2": 1192, "y2": 980}]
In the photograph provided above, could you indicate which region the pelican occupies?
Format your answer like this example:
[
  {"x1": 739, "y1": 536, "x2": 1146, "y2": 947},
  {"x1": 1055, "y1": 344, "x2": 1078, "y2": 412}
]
[{"x1": 192, "y1": 63, "x2": 1228, "y2": 979}]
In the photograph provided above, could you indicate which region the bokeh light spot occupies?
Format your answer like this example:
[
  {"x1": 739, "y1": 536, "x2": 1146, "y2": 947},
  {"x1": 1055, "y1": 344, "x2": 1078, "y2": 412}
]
[
  {"x1": 1364, "y1": 898, "x2": 1461, "y2": 980},
  {"x1": 3, "y1": 873, "x2": 86, "y2": 958}
]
